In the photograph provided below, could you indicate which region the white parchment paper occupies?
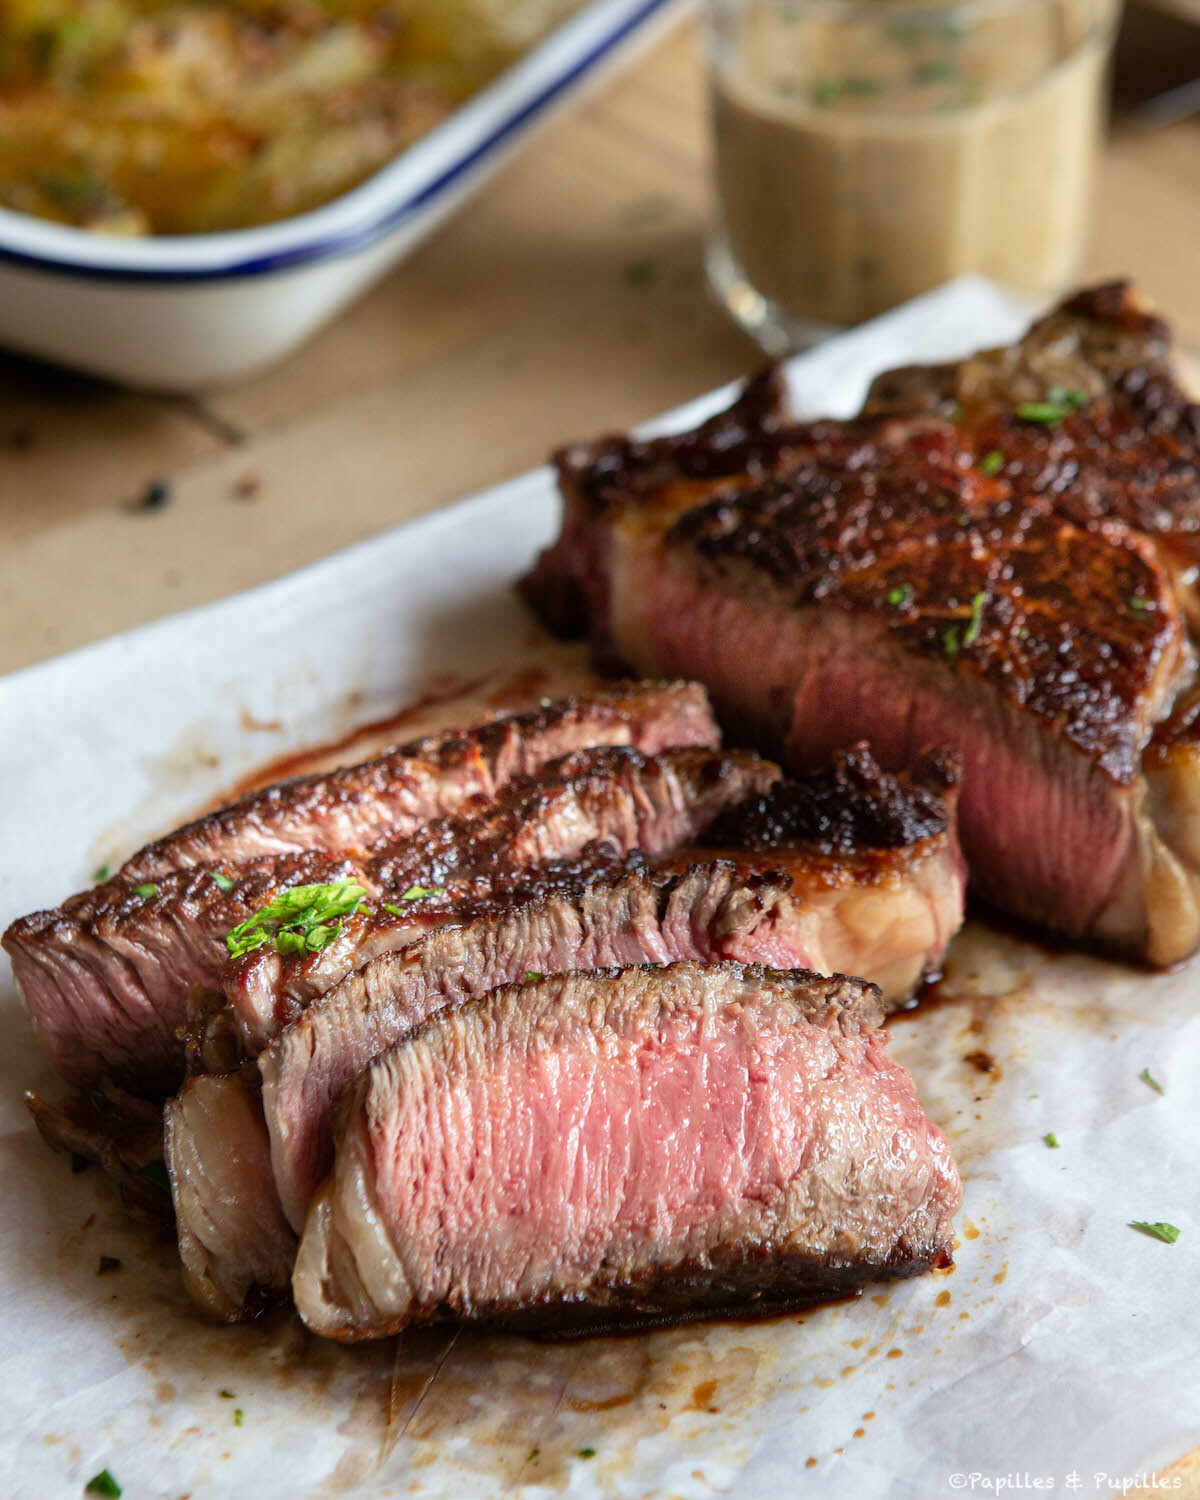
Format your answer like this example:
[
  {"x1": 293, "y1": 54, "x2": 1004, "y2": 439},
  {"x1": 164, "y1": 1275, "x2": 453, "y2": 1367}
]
[{"x1": 3, "y1": 279, "x2": 1198, "y2": 1500}]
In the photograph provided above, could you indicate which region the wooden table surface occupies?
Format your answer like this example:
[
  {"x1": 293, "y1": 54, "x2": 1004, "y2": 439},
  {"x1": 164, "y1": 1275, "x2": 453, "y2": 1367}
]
[{"x1": 2, "y1": 19, "x2": 1199, "y2": 678}]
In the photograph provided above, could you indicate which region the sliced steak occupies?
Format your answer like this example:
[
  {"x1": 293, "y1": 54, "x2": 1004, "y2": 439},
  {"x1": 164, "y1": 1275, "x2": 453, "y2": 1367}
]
[
  {"x1": 168, "y1": 746, "x2": 964, "y2": 1320},
  {"x1": 163, "y1": 742, "x2": 779, "y2": 1322},
  {"x1": 25, "y1": 1083, "x2": 169, "y2": 1222},
  {"x1": 115, "y1": 679, "x2": 718, "y2": 883},
  {"x1": 224, "y1": 743, "x2": 774, "y2": 1056},
  {"x1": 292, "y1": 961, "x2": 962, "y2": 1340},
  {"x1": 229, "y1": 741, "x2": 960, "y2": 1050},
  {"x1": 525, "y1": 283, "x2": 1200, "y2": 964},
  {"x1": 5, "y1": 699, "x2": 728, "y2": 1094}
]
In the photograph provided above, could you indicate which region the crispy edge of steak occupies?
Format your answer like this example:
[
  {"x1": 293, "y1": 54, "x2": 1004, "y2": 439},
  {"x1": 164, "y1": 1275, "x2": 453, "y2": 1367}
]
[
  {"x1": 292, "y1": 961, "x2": 962, "y2": 1341},
  {"x1": 4, "y1": 687, "x2": 722, "y2": 1092},
  {"x1": 113, "y1": 679, "x2": 718, "y2": 884}
]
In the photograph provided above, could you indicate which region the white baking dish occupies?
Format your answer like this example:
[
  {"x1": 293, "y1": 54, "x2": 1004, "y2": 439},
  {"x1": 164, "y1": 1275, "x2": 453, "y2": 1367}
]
[{"x1": 0, "y1": 0, "x2": 686, "y2": 391}]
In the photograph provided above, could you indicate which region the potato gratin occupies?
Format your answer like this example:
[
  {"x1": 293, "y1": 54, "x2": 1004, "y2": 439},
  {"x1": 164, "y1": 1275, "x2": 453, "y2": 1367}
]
[{"x1": 0, "y1": 0, "x2": 584, "y2": 234}]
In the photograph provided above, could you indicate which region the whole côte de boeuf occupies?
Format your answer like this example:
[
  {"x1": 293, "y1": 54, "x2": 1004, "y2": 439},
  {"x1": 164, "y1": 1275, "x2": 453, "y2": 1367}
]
[
  {"x1": 293, "y1": 961, "x2": 962, "y2": 1340},
  {"x1": 523, "y1": 283, "x2": 1200, "y2": 966}
]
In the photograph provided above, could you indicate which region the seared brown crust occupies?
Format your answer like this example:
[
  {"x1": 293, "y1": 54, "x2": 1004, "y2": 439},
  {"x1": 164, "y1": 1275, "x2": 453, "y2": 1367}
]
[
  {"x1": 434, "y1": 1243, "x2": 945, "y2": 1339},
  {"x1": 552, "y1": 365, "x2": 795, "y2": 514},
  {"x1": 667, "y1": 471, "x2": 1185, "y2": 783},
  {"x1": 543, "y1": 283, "x2": 1200, "y2": 579},
  {"x1": 109, "y1": 679, "x2": 717, "y2": 886},
  {"x1": 863, "y1": 280, "x2": 1200, "y2": 563},
  {"x1": 705, "y1": 742, "x2": 960, "y2": 856}
]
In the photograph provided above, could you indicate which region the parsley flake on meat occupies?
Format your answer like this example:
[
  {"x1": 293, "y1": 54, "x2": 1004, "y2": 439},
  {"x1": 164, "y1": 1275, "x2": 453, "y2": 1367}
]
[{"x1": 226, "y1": 880, "x2": 367, "y2": 959}]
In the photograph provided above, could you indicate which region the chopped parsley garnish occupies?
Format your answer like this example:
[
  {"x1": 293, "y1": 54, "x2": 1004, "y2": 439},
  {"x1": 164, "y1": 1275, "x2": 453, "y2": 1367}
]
[
  {"x1": 398, "y1": 884, "x2": 444, "y2": 902},
  {"x1": 962, "y1": 591, "x2": 986, "y2": 647},
  {"x1": 978, "y1": 450, "x2": 1005, "y2": 476},
  {"x1": 220, "y1": 1389, "x2": 235, "y2": 1399},
  {"x1": 1044, "y1": 1132, "x2": 1059, "y2": 1149},
  {"x1": 382, "y1": 903, "x2": 403, "y2": 917},
  {"x1": 1129, "y1": 595, "x2": 1154, "y2": 615},
  {"x1": 92, "y1": 863, "x2": 110, "y2": 883},
  {"x1": 1140, "y1": 1067, "x2": 1164, "y2": 1094},
  {"x1": 887, "y1": 583, "x2": 914, "y2": 608},
  {"x1": 211, "y1": 871, "x2": 236, "y2": 892},
  {"x1": 579, "y1": 1448, "x2": 596, "y2": 1459},
  {"x1": 1129, "y1": 1220, "x2": 1180, "y2": 1244},
  {"x1": 97, "y1": 1255, "x2": 122, "y2": 1275},
  {"x1": 941, "y1": 625, "x2": 959, "y2": 659},
  {"x1": 1015, "y1": 389, "x2": 1085, "y2": 426},
  {"x1": 525, "y1": 971, "x2": 544, "y2": 982},
  {"x1": 137, "y1": 1159, "x2": 171, "y2": 1191},
  {"x1": 234, "y1": 1408, "x2": 245, "y2": 1426},
  {"x1": 132, "y1": 882, "x2": 158, "y2": 900},
  {"x1": 226, "y1": 880, "x2": 368, "y2": 959},
  {"x1": 86, "y1": 1472, "x2": 121, "y2": 1498},
  {"x1": 528, "y1": 1449, "x2": 541, "y2": 1462}
]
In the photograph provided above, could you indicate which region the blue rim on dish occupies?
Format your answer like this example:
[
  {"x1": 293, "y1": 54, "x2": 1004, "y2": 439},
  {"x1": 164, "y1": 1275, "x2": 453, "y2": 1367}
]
[{"x1": 0, "y1": 0, "x2": 676, "y2": 285}]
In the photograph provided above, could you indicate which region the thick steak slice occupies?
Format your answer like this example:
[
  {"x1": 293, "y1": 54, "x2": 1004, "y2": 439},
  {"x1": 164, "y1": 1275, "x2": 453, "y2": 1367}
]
[
  {"x1": 115, "y1": 680, "x2": 717, "y2": 883},
  {"x1": 8, "y1": 737, "x2": 746, "y2": 1094},
  {"x1": 292, "y1": 961, "x2": 962, "y2": 1341},
  {"x1": 621, "y1": 482, "x2": 1191, "y2": 959},
  {"x1": 524, "y1": 284, "x2": 1200, "y2": 963}
]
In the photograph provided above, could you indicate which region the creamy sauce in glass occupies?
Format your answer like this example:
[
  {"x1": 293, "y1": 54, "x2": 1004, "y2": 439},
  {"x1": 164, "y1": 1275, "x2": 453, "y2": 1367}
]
[{"x1": 710, "y1": 0, "x2": 1118, "y2": 329}]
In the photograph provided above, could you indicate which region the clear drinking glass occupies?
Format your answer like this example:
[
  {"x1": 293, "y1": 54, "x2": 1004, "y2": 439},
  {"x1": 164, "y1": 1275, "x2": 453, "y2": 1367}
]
[{"x1": 705, "y1": 0, "x2": 1121, "y2": 351}]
